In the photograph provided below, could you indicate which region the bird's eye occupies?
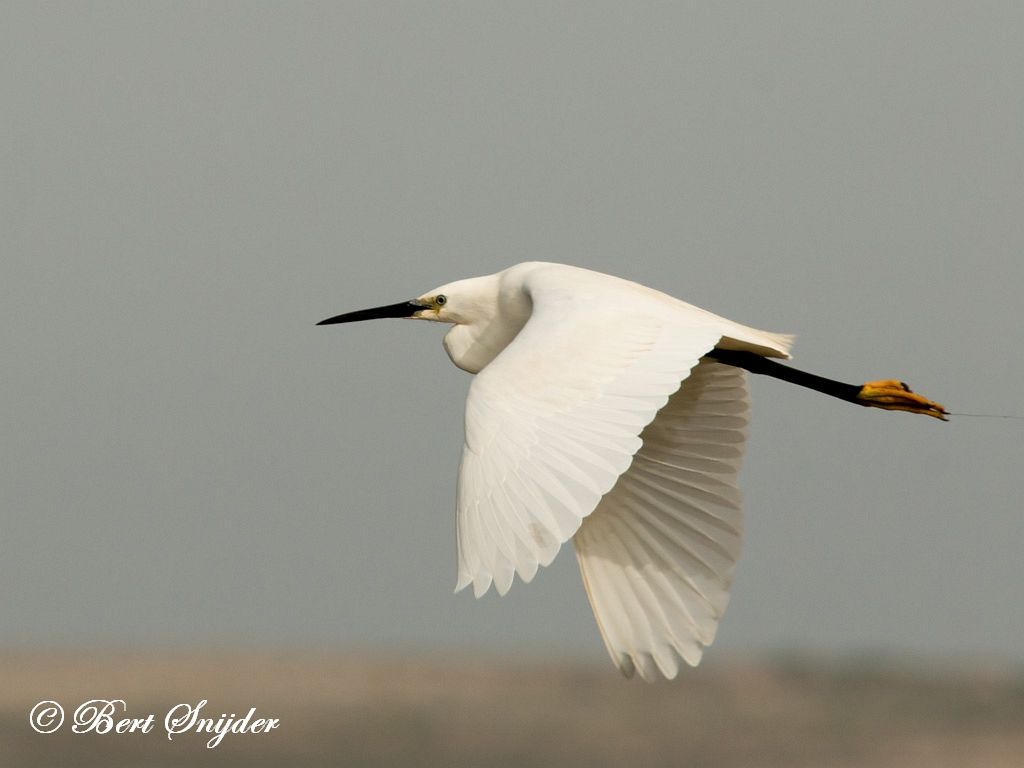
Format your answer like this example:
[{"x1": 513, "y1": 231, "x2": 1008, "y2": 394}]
[{"x1": 435, "y1": 294, "x2": 447, "y2": 306}]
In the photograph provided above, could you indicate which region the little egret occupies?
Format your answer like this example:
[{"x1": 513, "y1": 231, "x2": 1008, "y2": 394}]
[{"x1": 318, "y1": 262, "x2": 946, "y2": 680}]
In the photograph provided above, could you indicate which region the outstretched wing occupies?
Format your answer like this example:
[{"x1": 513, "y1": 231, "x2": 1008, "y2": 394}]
[
  {"x1": 455, "y1": 269, "x2": 725, "y2": 598},
  {"x1": 574, "y1": 358, "x2": 749, "y2": 680}
]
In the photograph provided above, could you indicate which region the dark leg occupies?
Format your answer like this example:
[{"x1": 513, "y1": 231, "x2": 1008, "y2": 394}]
[{"x1": 705, "y1": 348, "x2": 948, "y2": 420}]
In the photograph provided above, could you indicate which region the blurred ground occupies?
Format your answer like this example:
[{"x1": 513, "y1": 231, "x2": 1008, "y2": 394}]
[{"x1": 2, "y1": 651, "x2": 1022, "y2": 767}]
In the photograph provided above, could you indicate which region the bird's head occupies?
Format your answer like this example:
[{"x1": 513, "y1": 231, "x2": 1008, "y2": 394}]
[
  {"x1": 317, "y1": 275, "x2": 501, "y2": 327},
  {"x1": 317, "y1": 273, "x2": 518, "y2": 373}
]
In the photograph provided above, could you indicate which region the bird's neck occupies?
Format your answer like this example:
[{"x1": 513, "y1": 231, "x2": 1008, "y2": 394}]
[{"x1": 442, "y1": 275, "x2": 531, "y2": 374}]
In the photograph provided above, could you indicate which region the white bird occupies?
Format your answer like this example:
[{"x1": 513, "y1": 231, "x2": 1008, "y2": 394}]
[{"x1": 318, "y1": 262, "x2": 946, "y2": 680}]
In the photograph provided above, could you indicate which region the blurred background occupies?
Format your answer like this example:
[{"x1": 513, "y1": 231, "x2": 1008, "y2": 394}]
[{"x1": 2, "y1": 2, "x2": 1022, "y2": 766}]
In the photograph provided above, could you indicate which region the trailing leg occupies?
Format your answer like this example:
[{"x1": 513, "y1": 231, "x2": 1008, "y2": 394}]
[{"x1": 705, "y1": 349, "x2": 948, "y2": 420}]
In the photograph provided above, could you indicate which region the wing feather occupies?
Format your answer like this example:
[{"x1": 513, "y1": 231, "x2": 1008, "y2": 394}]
[
  {"x1": 456, "y1": 270, "x2": 724, "y2": 597},
  {"x1": 454, "y1": 265, "x2": 759, "y2": 679},
  {"x1": 574, "y1": 359, "x2": 751, "y2": 679}
]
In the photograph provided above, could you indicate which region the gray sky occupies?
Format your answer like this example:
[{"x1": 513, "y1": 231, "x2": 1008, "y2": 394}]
[{"x1": 3, "y1": 2, "x2": 1022, "y2": 665}]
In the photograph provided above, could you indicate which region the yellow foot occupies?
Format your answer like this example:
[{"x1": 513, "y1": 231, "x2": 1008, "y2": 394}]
[{"x1": 857, "y1": 379, "x2": 948, "y2": 420}]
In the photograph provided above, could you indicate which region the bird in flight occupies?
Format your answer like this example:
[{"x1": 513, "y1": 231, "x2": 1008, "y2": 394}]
[{"x1": 318, "y1": 262, "x2": 946, "y2": 680}]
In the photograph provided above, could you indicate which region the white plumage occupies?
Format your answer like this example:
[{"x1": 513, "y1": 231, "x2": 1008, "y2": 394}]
[
  {"x1": 447, "y1": 264, "x2": 789, "y2": 679},
  {"x1": 321, "y1": 262, "x2": 799, "y2": 680},
  {"x1": 574, "y1": 359, "x2": 749, "y2": 679}
]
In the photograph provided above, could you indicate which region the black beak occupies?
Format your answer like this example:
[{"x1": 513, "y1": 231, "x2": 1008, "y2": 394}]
[{"x1": 316, "y1": 300, "x2": 426, "y2": 326}]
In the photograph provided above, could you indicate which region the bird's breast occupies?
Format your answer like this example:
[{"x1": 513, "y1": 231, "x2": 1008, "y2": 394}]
[{"x1": 443, "y1": 324, "x2": 501, "y2": 374}]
